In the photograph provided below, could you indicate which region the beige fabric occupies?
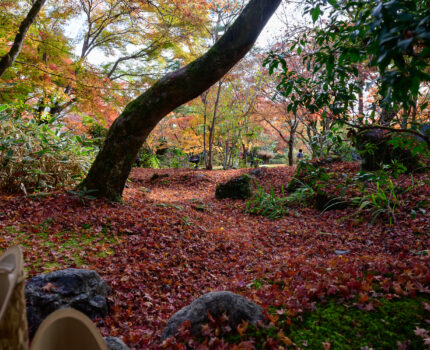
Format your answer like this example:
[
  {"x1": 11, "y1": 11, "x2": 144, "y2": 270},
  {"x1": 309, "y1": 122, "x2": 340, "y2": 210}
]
[
  {"x1": 0, "y1": 246, "x2": 29, "y2": 350},
  {"x1": 31, "y1": 308, "x2": 107, "y2": 350}
]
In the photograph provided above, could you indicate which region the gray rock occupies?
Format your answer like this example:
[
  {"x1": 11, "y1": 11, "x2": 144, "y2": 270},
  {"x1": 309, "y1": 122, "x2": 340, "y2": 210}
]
[
  {"x1": 335, "y1": 249, "x2": 350, "y2": 255},
  {"x1": 26, "y1": 268, "x2": 111, "y2": 338},
  {"x1": 162, "y1": 291, "x2": 266, "y2": 340},
  {"x1": 249, "y1": 168, "x2": 264, "y2": 177},
  {"x1": 215, "y1": 175, "x2": 252, "y2": 200},
  {"x1": 104, "y1": 337, "x2": 130, "y2": 350}
]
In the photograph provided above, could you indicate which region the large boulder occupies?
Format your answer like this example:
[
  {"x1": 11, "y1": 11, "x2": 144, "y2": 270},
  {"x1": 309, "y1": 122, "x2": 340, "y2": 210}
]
[
  {"x1": 162, "y1": 291, "x2": 266, "y2": 340},
  {"x1": 354, "y1": 129, "x2": 421, "y2": 172},
  {"x1": 26, "y1": 269, "x2": 111, "y2": 337},
  {"x1": 215, "y1": 175, "x2": 252, "y2": 200},
  {"x1": 104, "y1": 337, "x2": 130, "y2": 350}
]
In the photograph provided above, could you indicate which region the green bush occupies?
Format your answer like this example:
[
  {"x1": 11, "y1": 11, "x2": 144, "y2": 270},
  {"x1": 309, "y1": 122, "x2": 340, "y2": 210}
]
[
  {"x1": 287, "y1": 160, "x2": 330, "y2": 192},
  {"x1": 157, "y1": 148, "x2": 189, "y2": 168},
  {"x1": 352, "y1": 179, "x2": 399, "y2": 225},
  {"x1": 246, "y1": 183, "x2": 290, "y2": 219},
  {"x1": 0, "y1": 105, "x2": 95, "y2": 193},
  {"x1": 136, "y1": 146, "x2": 160, "y2": 169},
  {"x1": 86, "y1": 122, "x2": 108, "y2": 149}
]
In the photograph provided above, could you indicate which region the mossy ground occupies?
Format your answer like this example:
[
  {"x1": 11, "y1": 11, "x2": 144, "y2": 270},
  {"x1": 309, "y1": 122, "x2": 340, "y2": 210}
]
[
  {"x1": 287, "y1": 297, "x2": 429, "y2": 349},
  {"x1": 1, "y1": 223, "x2": 117, "y2": 274},
  {"x1": 232, "y1": 296, "x2": 430, "y2": 349}
]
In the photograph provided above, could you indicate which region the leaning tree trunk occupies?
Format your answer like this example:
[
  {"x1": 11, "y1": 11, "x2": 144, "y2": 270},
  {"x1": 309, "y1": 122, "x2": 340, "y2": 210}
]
[
  {"x1": 0, "y1": 0, "x2": 46, "y2": 77},
  {"x1": 79, "y1": 0, "x2": 282, "y2": 200}
]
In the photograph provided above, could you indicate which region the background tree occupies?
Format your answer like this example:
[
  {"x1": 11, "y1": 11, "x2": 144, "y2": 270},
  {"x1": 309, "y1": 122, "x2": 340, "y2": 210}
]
[
  {"x1": 79, "y1": 0, "x2": 283, "y2": 200},
  {"x1": 0, "y1": 0, "x2": 212, "y2": 125},
  {"x1": 0, "y1": 0, "x2": 46, "y2": 77},
  {"x1": 266, "y1": 0, "x2": 430, "y2": 150}
]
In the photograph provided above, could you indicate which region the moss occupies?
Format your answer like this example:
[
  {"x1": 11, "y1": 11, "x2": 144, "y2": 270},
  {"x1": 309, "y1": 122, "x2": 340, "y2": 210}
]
[
  {"x1": 215, "y1": 174, "x2": 252, "y2": 200},
  {"x1": 286, "y1": 297, "x2": 430, "y2": 349},
  {"x1": 0, "y1": 225, "x2": 116, "y2": 275},
  {"x1": 223, "y1": 297, "x2": 429, "y2": 349}
]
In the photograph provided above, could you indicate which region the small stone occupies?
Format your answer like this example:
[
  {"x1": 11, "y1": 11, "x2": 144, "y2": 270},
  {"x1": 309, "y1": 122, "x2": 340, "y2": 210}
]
[
  {"x1": 335, "y1": 250, "x2": 350, "y2": 256},
  {"x1": 249, "y1": 168, "x2": 264, "y2": 177}
]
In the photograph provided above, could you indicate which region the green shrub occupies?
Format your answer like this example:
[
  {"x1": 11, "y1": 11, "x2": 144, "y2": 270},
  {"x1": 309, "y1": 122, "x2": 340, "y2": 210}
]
[
  {"x1": 86, "y1": 122, "x2": 108, "y2": 149},
  {"x1": 287, "y1": 160, "x2": 330, "y2": 192},
  {"x1": 352, "y1": 179, "x2": 399, "y2": 225},
  {"x1": 157, "y1": 148, "x2": 189, "y2": 168},
  {"x1": 0, "y1": 105, "x2": 95, "y2": 193},
  {"x1": 246, "y1": 183, "x2": 290, "y2": 219},
  {"x1": 136, "y1": 146, "x2": 160, "y2": 169},
  {"x1": 286, "y1": 185, "x2": 316, "y2": 207}
]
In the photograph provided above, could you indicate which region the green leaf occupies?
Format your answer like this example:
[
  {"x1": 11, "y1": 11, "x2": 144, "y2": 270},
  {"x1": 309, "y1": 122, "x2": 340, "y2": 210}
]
[
  {"x1": 411, "y1": 76, "x2": 420, "y2": 96},
  {"x1": 5, "y1": 149, "x2": 13, "y2": 159},
  {"x1": 311, "y1": 5, "x2": 321, "y2": 23},
  {"x1": 397, "y1": 38, "x2": 413, "y2": 50}
]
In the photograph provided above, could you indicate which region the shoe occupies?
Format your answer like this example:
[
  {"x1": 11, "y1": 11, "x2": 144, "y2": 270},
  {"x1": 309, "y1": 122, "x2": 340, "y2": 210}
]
[
  {"x1": 31, "y1": 308, "x2": 108, "y2": 350},
  {"x1": 0, "y1": 245, "x2": 29, "y2": 350}
]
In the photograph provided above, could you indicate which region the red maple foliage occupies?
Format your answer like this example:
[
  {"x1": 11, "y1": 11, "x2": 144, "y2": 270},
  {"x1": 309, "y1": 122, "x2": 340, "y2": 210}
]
[{"x1": 0, "y1": 165, "x2": 429, "y2": 349}]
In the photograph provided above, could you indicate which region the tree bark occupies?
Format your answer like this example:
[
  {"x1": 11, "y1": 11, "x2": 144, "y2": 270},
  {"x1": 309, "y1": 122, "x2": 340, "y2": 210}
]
[
  {"x1": 201, "y1": 92, "x2": 209, "y2": 167},
  {"x1": 79, "y1": 0, "x2": 282, "y2": 200},
  {"x1": 288, "y1": 135, "x2": 294, "y2": 166},
  {"x1": 207, "y1": 80, "x2": 223, "y2": 170},
  {"x1": 0, "y1": 0, "x2": 46, "y2": 78}
]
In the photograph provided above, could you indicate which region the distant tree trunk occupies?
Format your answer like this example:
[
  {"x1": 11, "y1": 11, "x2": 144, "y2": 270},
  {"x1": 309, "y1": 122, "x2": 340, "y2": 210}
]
[
  {"x1": 241, "y1": 143, "x2": 248, "y2": 165},
  {"x1": 79, "y1": 0, "x2": 282, "y2": 200},
  {"x1": 288, "y1": 135, "x2": 294, "y2": 166},
  {"x1": 228, "y1": 139, "x2": 237, "y2": 168},
  {"x1": 358, "y1": 81, "x2": 364, "y2": 117},
  {"x1": 207, "y1": 81, "x2": 223, "y2": 170},
  {"x1": 0, "y1": 0, "x2": 46, "y2": 78},
  {"x1": 201, "y1": 92, "x2": 209, "y2": 167},
  {"x1": 223, "y1": 139, "x2": 229, "y2": 170}
]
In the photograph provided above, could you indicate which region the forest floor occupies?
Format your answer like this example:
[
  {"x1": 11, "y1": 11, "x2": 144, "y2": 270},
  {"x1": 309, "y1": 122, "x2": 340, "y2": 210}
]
[{"x1": 0, "y1": 163, "x2": 429, "y2": 349}]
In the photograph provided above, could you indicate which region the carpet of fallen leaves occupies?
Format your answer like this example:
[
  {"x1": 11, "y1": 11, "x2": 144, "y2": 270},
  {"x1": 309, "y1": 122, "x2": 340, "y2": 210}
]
[{"x1": 0, "y1": 163, "x2": 429, "y2": 349}]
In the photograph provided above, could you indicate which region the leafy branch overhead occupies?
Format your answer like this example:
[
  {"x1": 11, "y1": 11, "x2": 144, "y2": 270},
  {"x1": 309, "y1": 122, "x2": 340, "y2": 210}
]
[{"x1": 265, "y1": 0, "x2": 430, "y2": 118}]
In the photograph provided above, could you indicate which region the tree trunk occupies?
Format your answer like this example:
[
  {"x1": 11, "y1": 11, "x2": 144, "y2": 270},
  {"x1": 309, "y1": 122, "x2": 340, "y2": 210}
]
[
  {"x1": 80, "y1": 0, "x2": 282, "y2": 200},
  {"x1": 201, "y1": 92, "x2": 209, "y2": 167},
  {"x1": 223, "y1": 139, "x2": 229, "y2": 170},
  {"x1": 242, "y1": 143, "x2": 248, "y2": 166},
  {"x1": 207, "y1": 81, "x2": 223, "y2": 170},
  {"x1": 358, "y1": 81, "x2": 364, "y2": 117},
  {"x1": 0, "y1": 0, "x2": 46, "y2": 77},
  {"x1": 288, "y1": 135, "x2": 294, "y2": 166}
]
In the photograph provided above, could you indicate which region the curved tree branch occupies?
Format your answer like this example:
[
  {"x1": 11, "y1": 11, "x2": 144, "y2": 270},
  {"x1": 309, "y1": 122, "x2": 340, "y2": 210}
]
[
  {"x1": 80, "y1": 0, "x2": 282, "y2": 200},
  {"x1": 0, "y1": 0, "x2": 46, "y2": 77}
]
